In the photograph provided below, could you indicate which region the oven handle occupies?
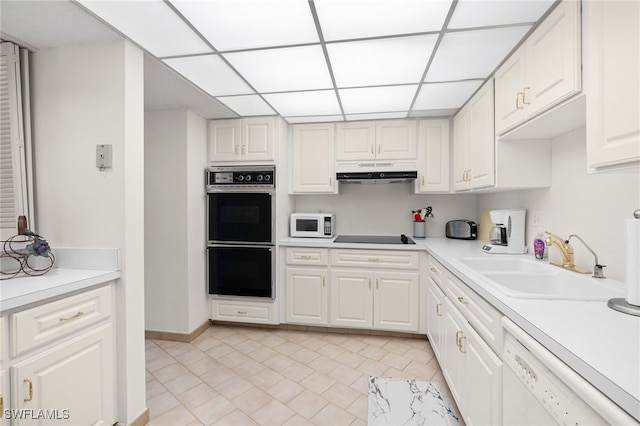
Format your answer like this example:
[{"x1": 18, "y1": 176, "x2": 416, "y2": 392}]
[{"x1": 207, "y1": 244, "x2": 274, "y2": 250}]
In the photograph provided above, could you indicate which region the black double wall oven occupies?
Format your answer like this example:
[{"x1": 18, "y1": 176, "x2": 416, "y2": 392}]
[{"x1": 206, "y1": 165, "x2": 275, "y2": 298}]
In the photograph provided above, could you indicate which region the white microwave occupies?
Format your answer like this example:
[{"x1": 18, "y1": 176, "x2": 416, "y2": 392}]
[{"x1": 290, "y1": 213, "x2": 335, "y2": 238}]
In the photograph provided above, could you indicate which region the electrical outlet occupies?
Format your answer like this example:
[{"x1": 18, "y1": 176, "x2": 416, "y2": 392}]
[
  {"x1": 532, "y1": 210, "x2": 543, "y2": 227},
  {"x1": 96, "y1": 144, "x2": 112, "y2": 170}
]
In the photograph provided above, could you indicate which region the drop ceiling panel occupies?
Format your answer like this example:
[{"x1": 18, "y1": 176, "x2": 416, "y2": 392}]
[
  {"x1": 224, "y1": 45, "x2": 334, "y2": 93},
  {"x1": 217, "y1": 95, "x2": 276, "y2": 116},
  {"x1": 414, "y1": 80, "x2": 484, "y2": 110},
  {"x1": 77, "y1": 0, "x2": 211, "y2": 57},
  {"x1": 327, "y1": 35, "x2": 438, "y2": 87},
  {"x1": 169, "y1": 0, "x2": 319, "y2": 51},
  {"x1": 339, "y1": 85, "x2": 418, "y2": 115},
  {"x1": 449, "y1": 0, "x2": 555, "y2": 29},
  {"x1": 314, "y1": 0, "x2": 452, "y2": 41},
  {"x1": 263, "y1": 90, "x2": 342, "y2": 117},
  {"x1": 163, "y1": 55, "x2": 253, "y2": 97},
  {"x1": 425, "y1": 26, "x2": 532, "y2": 82}
]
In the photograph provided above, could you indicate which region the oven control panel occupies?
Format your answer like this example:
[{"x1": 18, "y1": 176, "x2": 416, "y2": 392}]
[{"x1": 207, "y1": 166, "x2": 275, "y2": 188}]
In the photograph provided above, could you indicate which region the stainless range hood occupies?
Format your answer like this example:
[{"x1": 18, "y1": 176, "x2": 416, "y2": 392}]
[{"x1": 335, "y1": 161, "x2": 418, "y2": 184}]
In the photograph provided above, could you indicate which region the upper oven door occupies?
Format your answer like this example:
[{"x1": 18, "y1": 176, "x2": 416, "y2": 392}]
[{"x1": 208, "y1": 191, "x2": 273, "y2": 244}]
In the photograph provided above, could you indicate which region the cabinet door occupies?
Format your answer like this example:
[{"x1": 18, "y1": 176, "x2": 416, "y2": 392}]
[
  {"x1": 442, "y1": 298, "x2": 466, "y2": 412},
  {"x1": 525, "y1": 0, "x2": 581, "y2": 118},
  {"x1": 468, "y1": 79, "x2": 495, "y2": 190},
  {"x1": 285, "y1": 267, "x2": 328, "y2": 325},
  {"x1": 460, "y1": 324, "x2": 502, "y2": 426},
  {"x1": 11, "y1": 324, "x2": 114, "y2": 426},
  {"x1": 586, "y1": 1, "x2": 640, "y2": 168},
  {"x1": 494, "y1": 49, "x2": 526, "y2": 135},
  {"x1": 0, "y1": 370, "x2": 7, "y2": 426},
  {"x1": 452, "y1": 108, "x2": 469, "y2": 191},
  {"x1": 241, "y1": 117, "x2": 274, "y2": 162},
  {"x1": 375, "y1": 120, "x2": 417, "y2": 160},
  {"x1": 426, "y1": 277, "x2": 445, "y2": 362},
  {"x1": 373, "y1": 272, "x2": 419, "y2": 332},
  {"x1": 417, "y1": 119, "x2": 450, "y2": 193},
  {"x1": 336, "y1": 122, "x2": 376, "y2": 161},
  {"x1": 209, "y1": 119, "x2": 241, "y2": 162},
  {"x1": 330, "y1": 270, "x2": 373, "y2": 329},
  {"x1": 292, "y1": 124, "x2": 335, "y2": 193}
]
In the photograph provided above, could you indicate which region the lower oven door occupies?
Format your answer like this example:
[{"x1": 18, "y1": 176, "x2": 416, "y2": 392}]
[{"x1": 207, "y1": 245, "x2": 274, "y2": 298}]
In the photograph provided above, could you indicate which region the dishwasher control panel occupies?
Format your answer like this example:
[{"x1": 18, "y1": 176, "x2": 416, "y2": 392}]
[{"x1": 503, "y1": 333, "x2": 606, "y2": 425}]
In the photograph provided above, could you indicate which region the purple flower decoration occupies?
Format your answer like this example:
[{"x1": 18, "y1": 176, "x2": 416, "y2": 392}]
[{"x1": 27, "y1": 238, "x2": 51, "y2": 257}]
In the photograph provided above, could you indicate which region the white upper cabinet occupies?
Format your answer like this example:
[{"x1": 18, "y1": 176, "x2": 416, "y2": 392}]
[
  {"x1": 495, "y1": 0, "x2": 581, "y2": 135},
  {"x1": 453, "y1": 79, "x2": 495, "y2": 191},
  {"x1": 291, "y1": 123, "x2": 336, "y2": 193},
  {"x1": 336, "y1": 120, "x2": 417, "y2": 161},
  {"x1": 416, "y1": 119, "x2": 450, "y2": 193},
  {"x1": 586, "y1": 1, "x2": 640, "y2": 169},
  {"x1": 336, "y1": 121, "x2": 376, "y2": 161},
  {"x1": 375, "y1": 120, "x2": 417, "y2": 160},
  {"x1": 209, "y1": 117, "x2": 275, "y2": 162}
]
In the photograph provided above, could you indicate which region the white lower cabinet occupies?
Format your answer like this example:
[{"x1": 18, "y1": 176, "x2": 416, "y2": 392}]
[
  {"x1": 426, "y1": 275, "x2": 444, "y2": 361},
  {"x1": 1, "y1": 370, "x2": 7, "y2": 426},
  {"x1": 330, "y1": 269, "x2": 419, "y2": 332},
  {"x1": 285, "y1": 268, "x2": 328, "y2": 325},
  {"x1": 428, "y1": 255, "x2": 503, "y2": 425},
  {"x1": 11, "y1": 325, "x2": 114, "y2": 426},
  {"x1": 2, "y1": 285, "x2": 115, "y2": 426}
]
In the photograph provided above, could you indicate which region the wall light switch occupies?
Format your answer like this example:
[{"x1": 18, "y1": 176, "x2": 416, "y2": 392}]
[{"x1": 96, "y1": 144, "x2": 112, "y2": 170}]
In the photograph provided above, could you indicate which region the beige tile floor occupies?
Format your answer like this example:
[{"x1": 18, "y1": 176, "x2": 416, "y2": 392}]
[{"x1": 145, "y1": 324, "x2": 454, "y2": 425}]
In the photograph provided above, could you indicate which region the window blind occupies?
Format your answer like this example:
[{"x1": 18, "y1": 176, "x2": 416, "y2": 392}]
[{"x1": 0, "y1": 41, "x2": 30, "y2": 239}]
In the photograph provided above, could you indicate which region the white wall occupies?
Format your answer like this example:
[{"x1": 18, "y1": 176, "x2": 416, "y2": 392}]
[
  {"x1": 478, "y1": 126, "x2": 640, "y2": 281},
  {"x1": 294, "y1": 185, "x2": 477, "y2": 238},
  {"x1": 144, "y1": 109, "x2": 208, "y2": 334},
  {"x1": 31, "y1": 40, "x2": 147, "y2": 424}
]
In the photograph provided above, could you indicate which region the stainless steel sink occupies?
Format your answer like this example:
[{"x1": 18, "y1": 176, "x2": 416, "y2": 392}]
[{"x1": 456, "y1": 256, "x2": 624, "y2": 301}]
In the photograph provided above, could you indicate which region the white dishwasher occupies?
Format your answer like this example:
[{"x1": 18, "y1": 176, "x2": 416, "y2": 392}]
[{"x1": 501, "y1": 318, "x2": 634, "y2": 425}]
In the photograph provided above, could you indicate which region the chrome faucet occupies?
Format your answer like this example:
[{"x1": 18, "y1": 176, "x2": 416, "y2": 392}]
[
  {"x1": 565, "y1": 234, "x2": 606, "y2": 278},
  {"x1": 544, "y1": 231, "x2": 605, "y2": 277}
]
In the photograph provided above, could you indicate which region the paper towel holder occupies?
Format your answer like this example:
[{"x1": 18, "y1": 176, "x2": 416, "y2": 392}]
[{"x1": 607, "y1": 209, "x2": 640, "y2": 317}]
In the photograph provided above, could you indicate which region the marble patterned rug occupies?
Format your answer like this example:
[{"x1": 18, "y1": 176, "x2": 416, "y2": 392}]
[{"x1": 368, "y1": 376, "x2": 460, "y2": 426}]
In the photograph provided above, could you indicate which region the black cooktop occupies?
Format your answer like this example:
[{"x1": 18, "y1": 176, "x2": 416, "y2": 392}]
[{"x1": 334, "y1": 235, "x2": 415, "y2": 245}]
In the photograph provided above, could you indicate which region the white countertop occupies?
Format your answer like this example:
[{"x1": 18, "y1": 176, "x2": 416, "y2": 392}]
[
  {"x1": 0, "y1": 247, "x2": 121, "y2": 314},
  {"x1": 279, "y1": 237, "x2": 640, "y2": 421}
]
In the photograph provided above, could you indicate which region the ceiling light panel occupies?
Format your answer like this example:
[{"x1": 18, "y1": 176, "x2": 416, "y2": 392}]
[
  {"x1": 224, "y1": 45, "x2": 333, "y2": 93},
  {"x1": 77, "y1": 0, "x2": 211, "y2": 57},
  {"x1": 285, "y1": 115, "x2": 344, "y2": 124},
  {"x1": 339, "y1": 85, "x2": 418, "y2": 114},
  {"x1": 425, "y1": 26, "x2": 531, "y2": 82},
  {"x1": 163, "y1": 55, "x2": 253, "y2": 97},
  {"x1": 448, "y1": 0, "x2": 555, "y2": 29},
  {"x1": 216, "y1": 95, "x2": 275, "y2": 116},
  {"x1": 169, "y1": 0, "x2": 319, "y2": 51},
  {"x1": 346, "y1": 112, "x2": 408, "y2": 121},
  {"x1": 328, "y1": 35, "x2": 438, "y2": 87},
  {"x1": 413, "y1": 80, "x2": 484, "y2": 110},
  {"x1": 263, "y1": 90, "x2": 342, "y2": 117},
  {"x1": 314, "y1": 0, "x2": 453, "y2": 41}
]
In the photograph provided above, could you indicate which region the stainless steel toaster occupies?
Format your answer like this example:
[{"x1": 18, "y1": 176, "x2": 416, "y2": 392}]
[{"x1": 445, "y1": 220, "x2": 478, "y2": 240}]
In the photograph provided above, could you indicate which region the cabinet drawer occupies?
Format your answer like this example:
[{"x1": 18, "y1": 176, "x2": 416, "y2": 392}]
[
  {"x1": 445, "y1": 274, "x2": 502, "y2": 352},
  {"x1": 10, "y1": 285, "x2": 112, "y2": 357},
  {"x1": 211, "y1": 299, "x2": 277, "y2": 324},
  {"x1": 427, "y1": 255, "x2": 446, "y2": 288},
  {"x1": 285, "y1": 247, "x2": 329, "y2": 266},
  {"x1": 331, "y1": 249, "x2": 419, "y2": 270}
]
